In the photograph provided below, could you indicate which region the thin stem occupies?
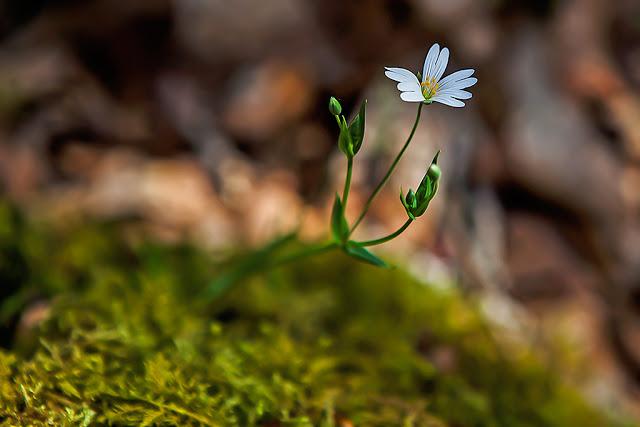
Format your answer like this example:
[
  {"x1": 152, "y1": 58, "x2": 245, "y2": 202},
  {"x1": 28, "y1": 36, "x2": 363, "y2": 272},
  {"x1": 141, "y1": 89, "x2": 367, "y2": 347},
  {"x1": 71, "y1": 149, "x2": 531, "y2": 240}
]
[
  {"x1": 269, "y1": 242, "x2": 337, "y2": 268},
  {"x1": 355, "y1": 218, "x2": 413, "y2": 247},
  {"x1": 342, "y1": 157, "x2": 353, "y2": 209},
  {"x1": 350, "y1": 102, "x2": 424, "y2": 234}
]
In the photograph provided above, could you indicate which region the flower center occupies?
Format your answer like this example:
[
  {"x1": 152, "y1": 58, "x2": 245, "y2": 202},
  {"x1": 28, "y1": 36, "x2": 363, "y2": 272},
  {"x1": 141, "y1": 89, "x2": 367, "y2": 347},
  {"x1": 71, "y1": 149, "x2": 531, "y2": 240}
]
[{"x1": 421, "y1": 77, "x2": 439, "y2": 100}]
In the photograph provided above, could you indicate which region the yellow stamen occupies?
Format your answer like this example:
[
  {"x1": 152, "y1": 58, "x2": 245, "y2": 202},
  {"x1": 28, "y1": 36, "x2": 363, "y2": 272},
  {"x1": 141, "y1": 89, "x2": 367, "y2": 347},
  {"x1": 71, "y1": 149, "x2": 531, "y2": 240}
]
[{"x1": 421, "y1": 77, "x2": 439, "y2": 100}]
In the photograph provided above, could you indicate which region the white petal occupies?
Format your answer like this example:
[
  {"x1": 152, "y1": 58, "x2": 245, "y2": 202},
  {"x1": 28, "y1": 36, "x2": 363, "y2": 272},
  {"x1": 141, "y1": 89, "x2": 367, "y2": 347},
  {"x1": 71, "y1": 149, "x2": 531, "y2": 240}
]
[
  {"x1": 438, "y1": 89, "x2": 472, "y2": 99},
  {"x1": 384, "y1": 67, "x2": 415, "y2": 83},
  {"x1": 438, "y1": 69, "x2": 475, "y2": 87},
  {"x1": 422, "y1": 43, "x2": 440, "y2": 81},
  {"x1": 432, "y1": 94, "x2": 465, "y2": 107},
  {"x1": 385, "y1": 66, "x2": 416, "y2": 75},
  {"x1": 441, "y1": 77, "x2": 477, "y2": 91},
  {"x1": 385, "y1": 72, "x2": 409, "y2": 83},
  {"x1": 433, "y1": 48, "x2": 449, "y2": 82},
  {"x1": 398, "y1": 80, "x2": 420, "y2": 92},
  {"x1": 400, "y1": 91, "x2": 425, "y2": 102},
  {"x1": 385, "y1": 71, "x2": 411, "y2": 83}
]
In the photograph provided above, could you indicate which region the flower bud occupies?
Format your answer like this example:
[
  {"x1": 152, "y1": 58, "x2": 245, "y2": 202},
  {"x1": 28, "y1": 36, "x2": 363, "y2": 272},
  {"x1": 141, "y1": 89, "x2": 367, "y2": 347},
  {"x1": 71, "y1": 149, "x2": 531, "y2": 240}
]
[
  {"x1": 400, "y1": 151, "x2": 441, "y2": 219},
  {"x1": 427, "y1": 163, "x2": 441, "y2": 180},
  {"x1": 329, "y1": 96, "x2": 342, "y2": 116}
]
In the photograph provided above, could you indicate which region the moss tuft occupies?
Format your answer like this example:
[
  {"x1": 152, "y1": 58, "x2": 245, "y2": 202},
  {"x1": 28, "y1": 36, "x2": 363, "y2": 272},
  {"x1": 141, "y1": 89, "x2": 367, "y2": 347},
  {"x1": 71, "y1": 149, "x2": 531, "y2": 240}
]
[{"x1": 0, "y1": 201, "x2": 631, "y2": 426}]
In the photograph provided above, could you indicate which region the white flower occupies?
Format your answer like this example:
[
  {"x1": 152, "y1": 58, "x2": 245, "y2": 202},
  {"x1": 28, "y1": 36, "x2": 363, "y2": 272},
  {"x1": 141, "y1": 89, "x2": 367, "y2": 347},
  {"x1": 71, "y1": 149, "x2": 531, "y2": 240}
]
[{"x1": 385, "y1": 43, "x2": 477, "y2": 107}]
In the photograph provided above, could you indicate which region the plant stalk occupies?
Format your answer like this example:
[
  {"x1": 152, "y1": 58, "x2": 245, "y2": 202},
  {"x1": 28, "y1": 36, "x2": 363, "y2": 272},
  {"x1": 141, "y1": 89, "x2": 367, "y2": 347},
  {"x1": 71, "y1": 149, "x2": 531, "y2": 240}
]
[
  {"x1": 269, "y1": 242, "x2": 337, "y2": 268},
  {"x1": 355, "y1": 218, "x2": 413, "y2": 247},
  {"x1": 342, "y1": 157, "x2": 353, "y2": 209},
  {"x1": 350, "y1": 102, "x2": 424, "y2": 234}
]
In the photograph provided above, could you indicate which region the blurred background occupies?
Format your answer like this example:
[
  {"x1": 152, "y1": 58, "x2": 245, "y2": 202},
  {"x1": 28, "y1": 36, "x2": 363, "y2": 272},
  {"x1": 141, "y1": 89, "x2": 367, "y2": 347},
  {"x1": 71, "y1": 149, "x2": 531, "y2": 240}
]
[{"x1": 0, "y1": 0, "x2": 639, "y2": 418}]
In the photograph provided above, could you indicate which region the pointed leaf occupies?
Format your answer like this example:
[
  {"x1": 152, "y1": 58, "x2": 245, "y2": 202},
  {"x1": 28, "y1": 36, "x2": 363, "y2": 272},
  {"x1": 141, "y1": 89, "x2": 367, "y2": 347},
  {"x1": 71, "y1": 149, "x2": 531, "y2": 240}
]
[
  {"x1": 415, "y1": 198, "x2": 433, "y2": 217},
  {"x1": 416, "y1": 176, "x2": 432, "y2": 200},
  {"x1": 202, "y1": 232, "x2": 297, "y2": 300},
  {"x1": 338, "y1": 116, "x2": 353, "y2": 157},
  {"x1": 431, "y1": 150, "x2": 440, "y2": 165},
  {"x1": 331, "y1": 194, "x2": 349, "y2": 243},
  {"x1": 344, "y1": 242, "x2": 388, "y2": 268},
  {"x1": 349, "y1": 99, "x2": 366, "y2": 154}
]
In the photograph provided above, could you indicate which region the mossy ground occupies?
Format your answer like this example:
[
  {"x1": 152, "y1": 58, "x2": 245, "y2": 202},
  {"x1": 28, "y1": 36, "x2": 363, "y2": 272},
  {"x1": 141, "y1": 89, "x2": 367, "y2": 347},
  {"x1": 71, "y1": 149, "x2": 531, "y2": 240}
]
[{"x1": 0, "y1": 201, "x2": 632, "y2": 426}]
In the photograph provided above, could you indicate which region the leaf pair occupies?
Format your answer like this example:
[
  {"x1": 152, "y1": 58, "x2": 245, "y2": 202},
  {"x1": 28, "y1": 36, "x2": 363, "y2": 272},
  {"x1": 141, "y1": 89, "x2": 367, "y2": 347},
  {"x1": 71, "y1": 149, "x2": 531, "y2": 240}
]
[{"x1": 331, "y1": 194, "x2": 387, "y2": 267}]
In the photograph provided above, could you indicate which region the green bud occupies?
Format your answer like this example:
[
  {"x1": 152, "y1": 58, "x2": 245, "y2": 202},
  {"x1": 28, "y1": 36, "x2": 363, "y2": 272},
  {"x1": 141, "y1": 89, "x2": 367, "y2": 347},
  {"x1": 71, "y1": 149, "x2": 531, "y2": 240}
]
[
  {"x1": 329, "y1": 96, "x2": 342, "y2": 116},
  {"x1": 427, "y1": 164, "x2": 441, "y2": 180},
  {"x1": 400, "y1": 150, "x2": 441, "y2": 220}
]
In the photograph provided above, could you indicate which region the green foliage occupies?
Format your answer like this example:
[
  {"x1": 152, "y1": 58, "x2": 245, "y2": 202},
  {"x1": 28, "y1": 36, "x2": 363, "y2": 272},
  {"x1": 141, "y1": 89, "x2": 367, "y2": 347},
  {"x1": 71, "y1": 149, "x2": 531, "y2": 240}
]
[
  {"x1": 343, "y1": 242, "x2": 388, "y2": 267},
  {"x1": 330, "y1": 194, "x2": 349, "y2": 244},
  {"x1": 348, "y1": 99, "x2": 367, "y2": 155},
  {"x1": 202, "y1": 233, "x2": 297, "y2": 300},
  {"x1": 337, "y1": 115, "x2": 353, "y2": 158},
  {"x1": 0, "y1": 200, "x2": 631, "y2": 426},
  {"x1": 400, "y1": 151, "x2": 440, "y2": 220},
  {"x1": 334, "y1": 98, "x2": 366, "y2": 159}
]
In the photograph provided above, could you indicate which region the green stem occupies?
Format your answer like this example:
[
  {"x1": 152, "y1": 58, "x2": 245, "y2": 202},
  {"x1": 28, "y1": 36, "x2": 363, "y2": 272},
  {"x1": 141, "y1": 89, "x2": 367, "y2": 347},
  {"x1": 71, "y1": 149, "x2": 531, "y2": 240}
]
[
  {"x1": 269, "y1": 242, "x2": 337, "y2": 268},
  {"x1": 355, "y1": 218, "x2": 412, "y2": 247},
  {"x1": 342, "y1": 157, "x2": 353, "y2": 209},
  {"x1": 350, "y1": 102, "x2": 424, "y2": 234}
]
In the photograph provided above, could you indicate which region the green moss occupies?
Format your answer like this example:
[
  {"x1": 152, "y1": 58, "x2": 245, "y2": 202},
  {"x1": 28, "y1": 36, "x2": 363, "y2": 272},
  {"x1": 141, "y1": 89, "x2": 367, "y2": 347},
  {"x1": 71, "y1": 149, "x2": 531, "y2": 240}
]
[{"x1": 0, "y1": 201, "x2": 631, "y2": 426}]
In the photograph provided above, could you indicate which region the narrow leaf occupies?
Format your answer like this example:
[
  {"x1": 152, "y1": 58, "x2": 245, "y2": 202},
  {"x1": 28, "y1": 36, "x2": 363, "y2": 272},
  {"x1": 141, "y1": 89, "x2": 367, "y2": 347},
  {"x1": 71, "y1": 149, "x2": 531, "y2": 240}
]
[
  {"x1": 331, "y1": 194, "x2": 349, "y2": 243},
  {"x1": 203, "y1": 232, "x2": 297, "y2": 300},
  {"x1": 344, "y1": 242, "x2": 388, "y2": 268},
  {"x1": 338, "y1": 116, "x2": 354, "y2": 157},
  {"x1": 349, "y1": 99, "x2": 367, "y2": 154},
  {"x1": 431, "y1": 149, "x2": 440, "y2": 165}
]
